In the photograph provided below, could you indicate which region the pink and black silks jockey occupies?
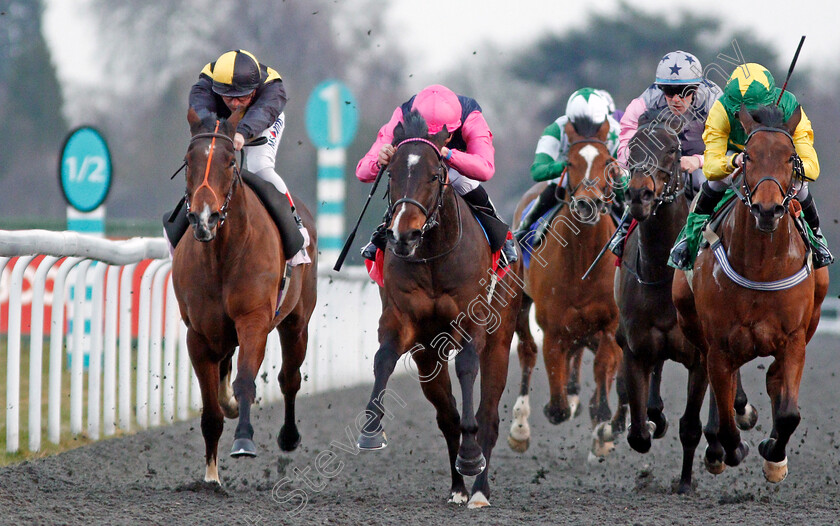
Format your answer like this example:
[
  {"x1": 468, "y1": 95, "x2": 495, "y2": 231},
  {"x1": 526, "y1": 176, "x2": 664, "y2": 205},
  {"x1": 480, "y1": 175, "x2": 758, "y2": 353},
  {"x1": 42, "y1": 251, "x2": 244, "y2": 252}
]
[{"x1": 356, "y1": 85, "x2": 518, "y2": 278}]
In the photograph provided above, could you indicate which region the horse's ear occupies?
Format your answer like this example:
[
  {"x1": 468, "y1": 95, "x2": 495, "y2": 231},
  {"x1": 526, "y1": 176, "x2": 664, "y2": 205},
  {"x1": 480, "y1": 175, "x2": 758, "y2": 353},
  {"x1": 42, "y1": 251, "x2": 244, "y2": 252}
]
[
  {"x1": 392, "y1": 121, "x2": 406, "y2": 144},
  {"x1": 784, "y1": 105, "x2": 802, "y2": 136},
  {"x1": 187, "y1": 107, "x2": 201, "y2": 134},
  {"x1": 738, "y1": 103, "x2": 757, "y2": 133},
  {"x1": 227, "y1": 106, "x2": 246, "y2": 132},
  {"x1": 431, "y1": 128, "x2": 450, "y2": 148},
  {"x1": 596, "y1": 120, "x2": 610, "y2": 141},
  {"x1": 564, "y1": 120, "x2": 579, "y2": 141}
]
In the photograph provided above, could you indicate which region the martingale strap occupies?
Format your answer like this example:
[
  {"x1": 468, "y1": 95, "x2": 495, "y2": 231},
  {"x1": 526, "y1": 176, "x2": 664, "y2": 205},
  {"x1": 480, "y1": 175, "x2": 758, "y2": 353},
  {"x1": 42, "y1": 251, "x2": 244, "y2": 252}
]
[{"x1": 701, "y1": 227, "x2": 812, "y2": 291}]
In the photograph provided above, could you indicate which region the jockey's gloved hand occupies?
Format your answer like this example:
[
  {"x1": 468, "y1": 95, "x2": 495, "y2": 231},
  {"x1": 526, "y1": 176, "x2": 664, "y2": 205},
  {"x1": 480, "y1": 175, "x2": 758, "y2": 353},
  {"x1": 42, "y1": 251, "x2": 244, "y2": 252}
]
[
  {"x1": 233, "y1": 133, "x2": 245, "y2": 151},
  {"x1": 378, "y1": 144, "x2": 395, "y2": 167}
]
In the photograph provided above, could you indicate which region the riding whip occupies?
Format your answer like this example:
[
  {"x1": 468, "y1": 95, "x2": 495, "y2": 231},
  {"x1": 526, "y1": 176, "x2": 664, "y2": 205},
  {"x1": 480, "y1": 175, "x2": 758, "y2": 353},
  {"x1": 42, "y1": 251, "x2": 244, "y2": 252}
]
[
  {"x1": 777, "y1": 36, "x2": 805, "y2": 105},
  {"x1": 334, "y1": 165, "x2": 386, "y2": 272},
  {"x1": 581, "y1": 212, "x2": 629, "y2": 281}
]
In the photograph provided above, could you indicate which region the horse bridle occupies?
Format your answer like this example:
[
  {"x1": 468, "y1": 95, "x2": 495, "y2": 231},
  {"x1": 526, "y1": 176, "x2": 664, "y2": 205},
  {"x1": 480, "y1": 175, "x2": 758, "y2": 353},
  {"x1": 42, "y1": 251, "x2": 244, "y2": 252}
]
[
  {"x1": 386, "y1": 137, "x2": 463, "y2": 262},
  {"x1": 626, "y1": 123, "x2": 684, "y2": 214},
  {"x1": 561, "y1": 138, "x2": 620, "y2": 222},
  {"x1": 184, "y1": 126, "x2": 240, "y2": 228},
  {"x1": 730, "y1": 126, "x2": 803, "y2": 211}
]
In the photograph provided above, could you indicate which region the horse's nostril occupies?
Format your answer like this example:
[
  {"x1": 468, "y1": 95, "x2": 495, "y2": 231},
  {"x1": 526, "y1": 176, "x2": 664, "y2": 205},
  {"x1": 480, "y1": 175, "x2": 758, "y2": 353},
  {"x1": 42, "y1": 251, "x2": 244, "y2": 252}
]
[
  {"x1": 187, "y1": 213, "x2": 198, "y2": 225},
  {"x1": 641, "y1": 189, "x2": 654, "y2": 203},
  {"x1": 774, "y1": 205, "x2": 786, "y2": 218}
]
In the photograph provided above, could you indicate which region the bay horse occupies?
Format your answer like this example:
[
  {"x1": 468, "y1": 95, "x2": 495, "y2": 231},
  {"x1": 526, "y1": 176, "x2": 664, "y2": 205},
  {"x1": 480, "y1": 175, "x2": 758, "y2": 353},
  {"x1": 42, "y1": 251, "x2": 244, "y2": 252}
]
[
  {"x1": 172, "y1": 108, "x2": 317, "y2": 484},
  {"x1": 617, "y1": 110, "x2": 756, "y2": 494},
  {"x1": 510, "y1": 117, "x2": 624, "y2": 460},
  {"x1": 673, "y1": 104, "x2": 829, "y2": 483},
  {"x1": 356, "y1": 111, "x2": 523, "y2": 508}
]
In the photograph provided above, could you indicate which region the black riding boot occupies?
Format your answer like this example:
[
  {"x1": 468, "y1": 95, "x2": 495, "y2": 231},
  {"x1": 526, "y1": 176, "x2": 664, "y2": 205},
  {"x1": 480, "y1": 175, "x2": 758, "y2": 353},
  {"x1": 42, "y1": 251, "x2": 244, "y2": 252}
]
[
  {"x1": 241, "y1": 172, "x2": 305, "y2": 259},
  {"x1": 608, "y1": 209, "x2": 632, "y2": 258},
  {"x1": 669, "y1": 182, "x2": 726, "y2": 269},
  {"x1": 513, "y1": 183, "x2": 563, "y2": 243},
  {"x1": 462, "y1": 186, "x2": 519, "y2": 267},
  {"x1": 361, "y1": 221, "x2": 388, "y2": 261},
  {"x1": 799, "y1": 193, "x2": 834, "y2": 268},
  {"x1": 162, "y1": 198, "x2": 190, "y2": 250}
]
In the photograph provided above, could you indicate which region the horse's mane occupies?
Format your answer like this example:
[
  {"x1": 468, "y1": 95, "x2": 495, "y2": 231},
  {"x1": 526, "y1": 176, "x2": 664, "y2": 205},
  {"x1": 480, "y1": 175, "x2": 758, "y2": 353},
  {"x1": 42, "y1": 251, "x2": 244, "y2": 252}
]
[
  {"x1": 637, "y1": 108, "x2": 683, "y2": 134},
  {"x1": 192, "y1": 108, "x2": 236, "y2": 135},
  {"x1": 393, "y1": 110, "x2": 429, "y2": 143},
  {"x1": 749, "y1": 104, "x2": 786, "y2": 129},
  {"x1": 571, "y1": 115, "x2": 601, "y2": 138}
]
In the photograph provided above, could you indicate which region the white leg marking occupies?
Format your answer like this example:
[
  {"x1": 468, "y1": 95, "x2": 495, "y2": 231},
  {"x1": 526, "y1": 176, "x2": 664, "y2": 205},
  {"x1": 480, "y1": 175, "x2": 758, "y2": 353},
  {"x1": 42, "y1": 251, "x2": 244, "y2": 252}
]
[
  {"x1": 509, "y1": 395, "x2": 531, "y2": 441},
  {"x1": 448, "y1": 491, "x2": 469, "y2": 504},
  {"x1": 205, "y1": 457, "x2": 220, "y2": 484},
  {"x1": 467, "y1": 491, "x2": 490, "y2": 509},
  {"x1": 568, "y1": 394, "x2": 580, "y2": 418}
]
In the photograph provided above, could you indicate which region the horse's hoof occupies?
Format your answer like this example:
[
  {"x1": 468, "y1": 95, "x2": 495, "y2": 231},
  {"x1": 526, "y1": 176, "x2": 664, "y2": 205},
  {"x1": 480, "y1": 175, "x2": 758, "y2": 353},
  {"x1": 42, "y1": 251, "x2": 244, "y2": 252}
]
[
  {"x1": 277, "y1": 425, "x2": 301, "y2": 452},
  {"x1": 594, "y1": 421, "x2": 615, "y2": 443},
  {"x1": 652, "y1": 415, "x2": 669, "y2": 439},
  {"x1": 467, "y1": 491, "x2": 490, "y2": 509},
  {"x1": 724, "y1": 440, "x2": 750, "y2": 467},
  {"x1": 736, "y1": 404, "x2": 759, "y2": 430},
  {"x1": 627, "y1": 424, "x2": 652, "y2": 454},
  {"x1": 590, "y1": 422, "x2": 615, "y2": 459},
  {"x1": 762, "y1": 456, "x2": 788, "y2": 483},
  {"x1": 676, "y1": 479, "x2": 693, "y2": 495},
  {"x1": 507, "y1": 434, "x2": 530, "y2": 453},
  {"x1": 357, "y1": 429, "x2": 387, "y2": 451},
  {"x1": 543, "y1": 403, "x2": 570, "y2": 425},
  {"x1": 230, "y1": 438, "x2": 257, "y2": 458},
  {"x1": 568, "y1": 394, "x2": 581, "y2": 418},
  {"x1": 448, "y1": 490, "x2": 469, "y2": 505},
  {"x1": 455, "y1": 453, "x2": 486, "y2": 476},
  {"x1": 758, "y1": 438, "x2": 779, "y2": 460},
  {"x1": 704, "y1": 446, "x2": 725, "y2": 475}
]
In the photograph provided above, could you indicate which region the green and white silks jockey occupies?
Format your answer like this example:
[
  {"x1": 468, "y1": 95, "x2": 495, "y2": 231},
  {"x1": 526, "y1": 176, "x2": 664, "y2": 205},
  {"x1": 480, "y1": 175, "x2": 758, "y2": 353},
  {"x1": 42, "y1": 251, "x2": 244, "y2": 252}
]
[
  {"x1": 514, "y1": 88, "x2": 623, "y2": 243},
  {"x1": 669, "y1": 62, "x2": 834, "y2": 270}
]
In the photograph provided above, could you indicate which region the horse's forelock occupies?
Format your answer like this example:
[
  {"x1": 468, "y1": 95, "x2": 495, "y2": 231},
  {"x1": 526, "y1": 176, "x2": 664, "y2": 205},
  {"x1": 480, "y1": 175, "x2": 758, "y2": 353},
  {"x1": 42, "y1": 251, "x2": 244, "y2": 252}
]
[
  {"x1": 571, "y1": 116, "x2": 601, "y2": 138},
  {"x1": 750, "y1": 105, "x2": 786, "y2": 129},
  {"x1": 394, "y1": 110, "x2": 430, "y2": 143}
]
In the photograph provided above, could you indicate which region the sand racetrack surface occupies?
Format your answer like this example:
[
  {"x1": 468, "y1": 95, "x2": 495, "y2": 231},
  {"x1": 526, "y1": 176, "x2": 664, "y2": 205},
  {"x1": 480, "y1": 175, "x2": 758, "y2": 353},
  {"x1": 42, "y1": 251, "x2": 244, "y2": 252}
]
[{"x1": 1, "y1": 334, "x2": 839, "y2": 525}]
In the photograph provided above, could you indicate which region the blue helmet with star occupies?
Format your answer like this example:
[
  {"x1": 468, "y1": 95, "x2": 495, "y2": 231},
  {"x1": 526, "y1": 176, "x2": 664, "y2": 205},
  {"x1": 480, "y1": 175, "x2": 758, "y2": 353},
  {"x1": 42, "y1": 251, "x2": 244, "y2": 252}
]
[{"x1": 655, "y1": 50, "x2": 703, "y2": 85}]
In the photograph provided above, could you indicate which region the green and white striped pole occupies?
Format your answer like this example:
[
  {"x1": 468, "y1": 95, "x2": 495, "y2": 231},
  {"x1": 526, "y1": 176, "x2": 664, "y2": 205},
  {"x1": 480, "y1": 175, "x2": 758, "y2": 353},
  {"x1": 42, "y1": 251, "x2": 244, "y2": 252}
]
[{"x1": 306, "y1": 80, "x2": 359, "y2": 266}]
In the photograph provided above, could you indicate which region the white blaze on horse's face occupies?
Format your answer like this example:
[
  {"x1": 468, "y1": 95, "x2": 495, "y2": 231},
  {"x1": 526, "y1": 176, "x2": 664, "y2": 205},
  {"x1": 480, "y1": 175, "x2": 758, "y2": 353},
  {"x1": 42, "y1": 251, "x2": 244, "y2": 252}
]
[
  {"x1": 578, "y1": 144, "x2": 599, "y2": 180},
  {"x1": 393, "y1": 154, "x2": 422, "y2": 232}
]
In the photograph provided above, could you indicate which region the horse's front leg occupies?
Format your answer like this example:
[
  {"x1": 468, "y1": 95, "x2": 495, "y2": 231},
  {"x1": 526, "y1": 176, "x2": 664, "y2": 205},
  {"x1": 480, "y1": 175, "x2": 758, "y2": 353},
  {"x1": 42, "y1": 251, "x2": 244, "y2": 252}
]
[
  {"x1": 276, "y1": 312, "x2": 308, "y2": 452},
  {"x1": 508, "y1": 294, "x2": 536, "y2": 452},
  {"x1": 624, "y1": 346, "x2": 655, "y2": 454},
  {"x1": 759, "y1": 336, "x2": 806, "y2": 483},
  {"x1": 706, "y1": 348, "x2": 750, "y2": 468},
  {"x1": 734, "y1": 370, "x2": 758, "y2": 430},
  {"x1": 455, "y1": 339, "x2": 485, "y2": 476},
  {"x1": 230, "y1": 315, "x2": 271, "y2": 457},
  {"x1": 542, "y1": 329, "x2": 572, "y2": 425},
  {"x1": 647, "y1": 360, "x2": 669, "y2": 439},
  {"x1": 358, "y1": 314, "x2": 407, "y2": 450},
  {"x1": 589, "y1": 329, "x2": 622, "y2": 460},
  {"x1": 187, "y1": 329, "x2": 225, "y2": 483},
  {"x1": 676, "y1": 362, "x2": 708, "y2": 494},
  {"x1": 469, "y1": 334, "x2": 512, "y2": 508},
  {"x1": 567, "y1": 346, "x2": 584, "y2": 419}
]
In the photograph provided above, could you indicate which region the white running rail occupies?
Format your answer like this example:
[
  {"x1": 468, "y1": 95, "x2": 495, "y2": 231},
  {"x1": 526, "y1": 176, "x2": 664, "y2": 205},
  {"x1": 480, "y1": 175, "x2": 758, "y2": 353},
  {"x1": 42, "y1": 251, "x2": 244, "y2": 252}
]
[{"x1": 0, "y1": 229, "x2": 380, "y2": 453}]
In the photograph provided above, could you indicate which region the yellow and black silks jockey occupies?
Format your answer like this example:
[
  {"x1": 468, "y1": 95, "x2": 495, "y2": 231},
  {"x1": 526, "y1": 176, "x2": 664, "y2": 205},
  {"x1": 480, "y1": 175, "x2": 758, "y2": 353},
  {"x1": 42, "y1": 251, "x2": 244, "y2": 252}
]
[
  {"x1": 164, "y1": 50, "x2": 310, "y2": 265},
  {"x1": 669, "y1": 63, "x2": 834, "y2": 270}
]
